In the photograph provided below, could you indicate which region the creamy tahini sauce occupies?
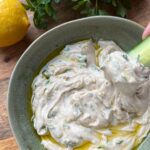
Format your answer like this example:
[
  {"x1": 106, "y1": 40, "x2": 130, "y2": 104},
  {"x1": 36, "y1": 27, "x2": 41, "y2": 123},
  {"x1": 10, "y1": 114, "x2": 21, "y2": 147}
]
[{"x1": 31, "y1": 40, "x2": 150, "y2": 150}]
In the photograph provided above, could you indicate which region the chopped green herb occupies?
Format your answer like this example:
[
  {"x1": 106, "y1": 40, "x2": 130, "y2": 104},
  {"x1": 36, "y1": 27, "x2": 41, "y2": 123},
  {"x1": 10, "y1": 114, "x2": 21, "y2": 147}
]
[
  {"x1": 122, "y1": 54, "x2": 129, "y2": 61},
  {"x1": 63, "y1": 123, "x2": 70, "y2": 129},
  {"x1": 64, "y1": 141, "x2": 78, "y2": 148},
  {"x1": 116, "y1": 140, "x2": 123, "y2": 144},
  {"x1": 97, "y1": 145, "x2": 105, "y2": 149},
  {"x1": 42, "y1": 70, "x2": 50, "y2": 79},
  {"x1": 48, "y1": 111, "x2": 57, "y2": 118},
  {"x1": 45, "y1": 80, "x2": 50, "y2": 84},
  {"x1": 137, "y1": 54, "x2": 140, "y2": 62},
  {"x1": 40, "y1": 125, "x2": 46, "y2": 130}
]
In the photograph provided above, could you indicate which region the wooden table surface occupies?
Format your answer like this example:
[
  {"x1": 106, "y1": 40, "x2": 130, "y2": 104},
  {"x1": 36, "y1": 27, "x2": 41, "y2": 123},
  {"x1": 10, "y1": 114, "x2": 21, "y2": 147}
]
[{"x1": 0, "y1": 0, "x2": 150, "y2": 150}]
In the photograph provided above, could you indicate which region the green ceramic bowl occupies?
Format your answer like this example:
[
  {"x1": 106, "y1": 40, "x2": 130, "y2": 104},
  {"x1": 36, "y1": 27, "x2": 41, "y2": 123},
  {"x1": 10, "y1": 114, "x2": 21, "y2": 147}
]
[{"x1": 8, "y1": 16, "x2": 150, "y2": 150}]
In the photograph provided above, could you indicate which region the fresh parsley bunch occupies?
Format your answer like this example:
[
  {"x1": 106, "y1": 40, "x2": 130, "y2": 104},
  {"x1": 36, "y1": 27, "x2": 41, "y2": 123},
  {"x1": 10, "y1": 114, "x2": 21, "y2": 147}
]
[
  {"x1": 23, "y1": 0, "x2": 131, "y2": 29},
  {"x1": 23, "y1": 0, "x2": 61, "y2": 29},
  {"x1": 73, "y1": 0, "x2": 131, "y2": 16}
]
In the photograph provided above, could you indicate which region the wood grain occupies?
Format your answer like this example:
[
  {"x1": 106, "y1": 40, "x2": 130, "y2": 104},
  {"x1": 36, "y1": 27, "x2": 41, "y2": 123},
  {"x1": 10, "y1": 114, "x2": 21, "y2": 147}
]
[
  {"x1": 128, "y1": 0, "x2": 150, "y2": 27},
  {"x1": 0, "y1": 137, "x2": 18, "y2": 150},
  {"x1": 0, "y1": 0, "x2": 150, "y2": 149}
]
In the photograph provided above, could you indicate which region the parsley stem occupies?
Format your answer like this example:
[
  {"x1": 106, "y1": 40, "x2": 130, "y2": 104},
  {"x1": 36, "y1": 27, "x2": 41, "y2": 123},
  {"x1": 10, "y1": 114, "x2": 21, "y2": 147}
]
[{"x1": 95, "y1": 0, "x2": 98, "y2": 14}]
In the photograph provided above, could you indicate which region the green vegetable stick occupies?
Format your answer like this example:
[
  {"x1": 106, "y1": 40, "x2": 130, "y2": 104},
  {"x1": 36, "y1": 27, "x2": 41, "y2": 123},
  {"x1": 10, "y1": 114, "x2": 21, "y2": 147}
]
[{"x1": 129, "y1": 37, "x2": 150, "y2": 67}]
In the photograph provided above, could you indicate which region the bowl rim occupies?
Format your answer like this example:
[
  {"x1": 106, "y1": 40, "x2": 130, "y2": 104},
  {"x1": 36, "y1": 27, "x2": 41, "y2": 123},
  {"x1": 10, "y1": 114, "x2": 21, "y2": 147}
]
[{"x1": 7, "y1": 16, "x2": 144, "y2": 149}]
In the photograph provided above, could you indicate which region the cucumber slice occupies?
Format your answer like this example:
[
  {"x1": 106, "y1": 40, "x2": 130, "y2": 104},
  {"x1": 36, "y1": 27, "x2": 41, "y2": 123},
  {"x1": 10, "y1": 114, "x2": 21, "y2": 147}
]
[{"x1": 128, "y1": 37, "x2": 150, "y2": 67}]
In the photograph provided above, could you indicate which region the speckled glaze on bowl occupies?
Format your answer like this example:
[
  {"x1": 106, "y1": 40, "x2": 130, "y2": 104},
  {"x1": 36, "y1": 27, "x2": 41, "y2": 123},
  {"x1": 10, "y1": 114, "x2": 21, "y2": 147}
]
[{"x1": 8, "y1": 16, "x2": 150, "y2": 150}]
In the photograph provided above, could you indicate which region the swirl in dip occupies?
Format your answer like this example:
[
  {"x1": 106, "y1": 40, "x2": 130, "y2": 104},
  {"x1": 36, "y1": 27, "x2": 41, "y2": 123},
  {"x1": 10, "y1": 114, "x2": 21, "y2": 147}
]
[{"x1": 31, "y1": 40, "x2": 150, "y2": 150}]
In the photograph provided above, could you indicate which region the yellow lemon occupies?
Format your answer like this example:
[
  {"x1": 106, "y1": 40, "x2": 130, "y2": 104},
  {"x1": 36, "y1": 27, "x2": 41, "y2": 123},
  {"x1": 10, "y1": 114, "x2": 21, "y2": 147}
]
[{"x1": 0, "y1": 0, "x2": 30, "y2": 47}]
